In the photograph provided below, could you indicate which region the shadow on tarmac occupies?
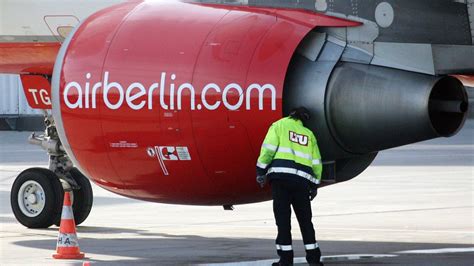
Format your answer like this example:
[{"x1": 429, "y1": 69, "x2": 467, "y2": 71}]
[{"x1": 12, "y1": 228, "x2": 474, "y2": 265}]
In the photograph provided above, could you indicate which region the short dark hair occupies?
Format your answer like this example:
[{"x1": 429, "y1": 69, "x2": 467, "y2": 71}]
[{"x1": 289, "y1": 107, "x2": 310, "y2": 122}]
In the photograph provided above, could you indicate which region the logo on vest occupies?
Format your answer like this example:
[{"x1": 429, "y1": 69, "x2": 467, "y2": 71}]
[{"x1": 289, "y1": 131, "x2": 308, "y2": 146}]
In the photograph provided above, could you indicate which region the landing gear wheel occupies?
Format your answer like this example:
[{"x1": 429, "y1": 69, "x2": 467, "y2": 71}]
[
  {"x1": 70, "y1": 168, "x2": 93, "y2": 226},
  {"x1": 10, "y1": 168, "x2": 63, "y2": 228}
]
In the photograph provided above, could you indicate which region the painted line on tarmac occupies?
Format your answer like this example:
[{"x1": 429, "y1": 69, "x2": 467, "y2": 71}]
[
  {"x1": 317, "y1": 226, "x2": 474, "y2": 234},
  {"x1": 0, "y1": 165, "x2": 48, "y2": 171},
  {"x1": 321, "y1": 254, "x2": 398, "y2": 261},
  {"x1": 199, "y1": 254, "x2": 398, "y2": 265},
  {"x1": 0, "y1": 149, "x2": 44, "y2": 153},
  {"x1": 395, "y1": 247, "x2": 474, "y2": 254},
  {"x1": 316, "y1": 205, "x2": 474, "y2": 218},
  {"x1": 158, "y1": 206, "x2": 473, "y2": 227}
]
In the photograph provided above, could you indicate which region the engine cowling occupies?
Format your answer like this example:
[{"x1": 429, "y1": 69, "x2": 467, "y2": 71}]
[{"x1": 52, "y1": 1, "x2": 468, "y2": 205}]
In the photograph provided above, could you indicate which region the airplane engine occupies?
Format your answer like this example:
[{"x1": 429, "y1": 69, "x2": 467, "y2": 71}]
[
  {"x1": 51, "y1": 1, "x2": 468, "y2": 205},
  {"x1": 285, "y1": 56, "x2": 468, "y2": 182}
]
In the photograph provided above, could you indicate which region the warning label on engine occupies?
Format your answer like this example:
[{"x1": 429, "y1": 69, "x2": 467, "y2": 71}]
[
  {"x1": 159, "y1": 146, "x2": 191, "y2": 161},
  {"x1": 176, "y1": 147, "x2": 191, "y2": 160},
  {"x1": 148, "y1": 145, "x2": 192, "y2": 176}
]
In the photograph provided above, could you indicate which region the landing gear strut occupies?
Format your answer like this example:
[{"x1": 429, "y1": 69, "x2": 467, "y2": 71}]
[{"x1": 10, "y1": 113, "x2": 93, "y2": 228}]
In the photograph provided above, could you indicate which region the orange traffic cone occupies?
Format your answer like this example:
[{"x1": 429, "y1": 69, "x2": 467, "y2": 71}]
[{"x1": 52, "y1": 191, "x2": 85, "y2": 259}]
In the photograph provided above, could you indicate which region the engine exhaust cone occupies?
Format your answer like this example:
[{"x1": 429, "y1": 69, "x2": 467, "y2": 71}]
[{"x1": 326, "y1": 63, "x2": 468, "y2": 154}]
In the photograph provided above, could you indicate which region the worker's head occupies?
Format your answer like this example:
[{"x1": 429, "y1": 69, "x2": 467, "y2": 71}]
[{"x1": 289, "y1": 107, "x2": 310, "y2": 122}]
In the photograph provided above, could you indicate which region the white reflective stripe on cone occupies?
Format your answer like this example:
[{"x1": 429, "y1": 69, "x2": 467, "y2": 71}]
[
  {"x1": 312, "y1": 159, "x2": 321, "y2": 165},
  {"x1": 276, "y1": 244, "x2": 281, "y2": 250},
  {"x1": 305, "y1": 243, "x2": 319, "y2": 250},
  {"x1": 61, "y1": 206, "x2": 74, "y2": 219},
  {"x1": 262, "y1": 143, "x2": 278, "y2": 151},
  {"x1": 267, "y1": 167, "x2": 320, "y2": 185},
  {"x1": 56, "y1": 233, "x2": 79, "y2": 247},
  {"x1": 277, "y1": 147, "x2": 312, "y2": 160},
  {"x1": 256, "y1": 162, "x2": 268, "y2": 169}
]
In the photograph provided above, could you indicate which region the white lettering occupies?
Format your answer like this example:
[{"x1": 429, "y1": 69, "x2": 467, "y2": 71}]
[
  {"x1": 170, "y1": 74, "x2": 176, "y2": 110},
  {"x1": 290, "y1": 131, "x2": 308, "y2": 146},
  {"x1": 62, "y1": 72, "x2": 277, "y2": 112},
  {"x1": 201, "y1": 83, "x2": 221, "y2": 110},
  {"x1": 39, "y1": 89, "x2": 51, "y2": 105},
  {"x1": 246, "y1": 83, "x2": 276, "y2": 110},
  {"x1": 177, "y1": 83, "x2": 195, "y2": 110},
  {"x1": 63, "y1": 82, "x2": 83, "y2": 109},
  {"x1": 300, "y1": 135, "x2": 308, "y2": 145},
  {"x1": 28, "y1": 89, "x2": 39, "y2": 104},
  {"x1": 28, "y1": 88, "x2": 51, "y2": 106},
  {"x1": 160, "y1": 72, "x2": 169, "y2": 110},
  {"x1": 223, "y1": 83, "x2": 244, "y2": 111},
  {"x1": 103, "y1": 72, "x2": 124, "y2": 110},
  {"x1": 126, "y1": 83, "x2": 146, "y2": 110},
  {"x1": 91, "y1": 82, "x2": 102, "y2": 109},
  {"x1": 148, "y1": 83, "x2": 159, "y2": 110},
  {"x1": 85, "y1": 73, "x2": 91, "y2": 108}
]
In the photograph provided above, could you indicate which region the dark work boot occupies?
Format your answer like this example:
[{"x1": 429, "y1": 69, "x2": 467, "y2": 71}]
[
  {"x1": 306, "y1": 247, "x2": 323, "y2": 266},
  {"x1": 272, "y1": 250, "x2": 294, "y2": 266}
]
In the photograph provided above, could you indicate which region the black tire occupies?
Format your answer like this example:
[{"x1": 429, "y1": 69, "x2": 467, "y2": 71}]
[
  {"x1": 70, "y1": 168, "x2": 93, "y2": 226},
  {"x1": 10, "y1": 168, "x2": 63, "y2": 228}
]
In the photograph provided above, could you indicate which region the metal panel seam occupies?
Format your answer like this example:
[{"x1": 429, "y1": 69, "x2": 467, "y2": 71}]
[
  {"x1": 95, "y1": 2, "x2": 146, "y2": 195},
  {"x1": 189, "y1": 10, "x2": 231, "y2": 180}
]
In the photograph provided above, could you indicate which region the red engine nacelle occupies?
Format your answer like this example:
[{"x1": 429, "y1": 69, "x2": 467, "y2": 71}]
[{"x1": 51, "y1": 0, "x2": 359, "y2": 205}]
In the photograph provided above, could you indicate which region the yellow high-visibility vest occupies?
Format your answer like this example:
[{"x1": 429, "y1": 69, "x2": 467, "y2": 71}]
[{"x1": 257, "y1": 117, "x2": 322, "y2": 185}]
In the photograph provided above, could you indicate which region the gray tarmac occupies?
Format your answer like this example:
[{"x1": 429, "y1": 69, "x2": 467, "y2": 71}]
[{"x1": 0, "y1": 121, "x2": 473, "y2": 265}]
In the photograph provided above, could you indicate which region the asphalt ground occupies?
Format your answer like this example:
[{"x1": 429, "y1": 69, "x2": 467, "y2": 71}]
[{"x1": 0, "y1": 120, "x2": 473, "y2": 265}]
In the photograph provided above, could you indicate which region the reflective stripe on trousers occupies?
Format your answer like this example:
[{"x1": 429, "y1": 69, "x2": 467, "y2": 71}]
[
  {"x1": 305, "y1": 243, "x2": 319, "y2": 250},
  {"x1": 276, "y1": 244, "x2": 293, "y2": 251}
]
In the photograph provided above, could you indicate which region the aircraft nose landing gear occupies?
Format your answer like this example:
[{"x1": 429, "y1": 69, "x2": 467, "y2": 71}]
[{"x1": 10, "y1": 114, "x2": 93, "y2": 228}]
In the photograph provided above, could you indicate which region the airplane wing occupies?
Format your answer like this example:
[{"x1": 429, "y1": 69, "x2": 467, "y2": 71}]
[
  {"x1": 0, "y1": 0, "x2": 126, "y2": 76},
  {"x1": 0, "y1": 0, "x2": 126, "y2": 110},
  {"x1": 0, "y1": 43, "x2": 60, "y2": 76},
  {"x1": 194, "y1": 0, "x2": 474, "y2": 80}
]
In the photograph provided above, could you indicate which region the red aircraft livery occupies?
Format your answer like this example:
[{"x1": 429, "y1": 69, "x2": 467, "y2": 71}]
[{"x1": 53, "y1": 1, "x2": 359, "y2": 205}]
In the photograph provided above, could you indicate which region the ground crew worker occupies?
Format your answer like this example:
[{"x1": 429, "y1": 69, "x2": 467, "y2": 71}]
[{"x1": 256, "y1": 107, "x2": 323, "y2": 266}]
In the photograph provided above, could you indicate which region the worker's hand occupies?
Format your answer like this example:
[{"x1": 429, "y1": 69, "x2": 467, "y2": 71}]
[
  {"x1": 309, "y1": 187, "x2": 318, "y2": 201},
  {"x1": 256, "y1": 175, "x2": 266, "y2": 188}
]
